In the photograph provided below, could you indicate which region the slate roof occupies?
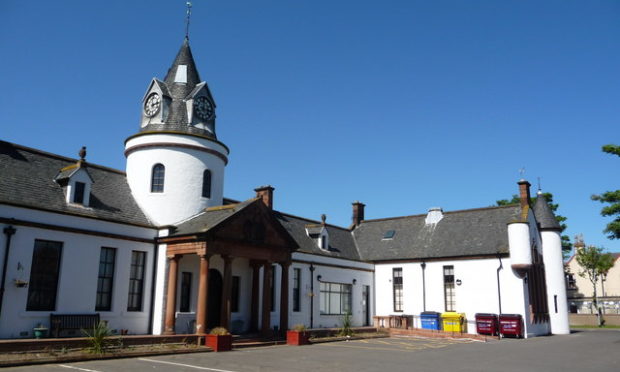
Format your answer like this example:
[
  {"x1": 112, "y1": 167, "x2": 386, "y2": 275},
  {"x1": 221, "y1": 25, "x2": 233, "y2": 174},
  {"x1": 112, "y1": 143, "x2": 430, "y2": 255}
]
[
  {"x1": 353, "y1": 205, "x2": 521, "y2": 261},
  {"x1": 140, "y1": 39, "x2": 216, "y2": 139},
  {"x1": 0, "y1": 141, "x2": 152, "y2": 227},
  {"x1": 533, "y1": 193, "x2": 561, "y2": 231},
  {"x1": 170, "y1": 199, "x2": 256, "y2": 236},
  {"x1": 274, "y1": 212, "x2": 362, "y2": 261}
]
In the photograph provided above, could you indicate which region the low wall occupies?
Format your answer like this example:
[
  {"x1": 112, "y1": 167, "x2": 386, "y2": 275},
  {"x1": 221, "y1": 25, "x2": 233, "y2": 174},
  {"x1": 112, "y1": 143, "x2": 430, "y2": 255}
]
[{"x1": 569, "y1": 314, "x2": 620, "y2": 326}]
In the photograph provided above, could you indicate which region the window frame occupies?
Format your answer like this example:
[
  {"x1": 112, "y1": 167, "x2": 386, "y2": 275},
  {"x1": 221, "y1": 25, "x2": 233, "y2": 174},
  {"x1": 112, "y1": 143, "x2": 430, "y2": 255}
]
[
  {"x1": 319, "y1": 282, "x2": 352, "y2": 315},
  {"x1": 73, "y1": 181, "x2": 85, "y2": 204},
  {"x1": 127, "y1": 251, "x2": 147, "y2": 312},
  {"x1": 202, "y1": 169, "x2": 212, "y2": 198},
  {"x1": 293, "y1": 268, "x2": 301, "y2": 312},
  {"x1": 26, "y1": 240, "x2": 63, "y2": 311},
  {"x1": 150, "y1": 164, "x2": 165, "y2": 193},
  {"x1": 231, "y1": 275, "x2": 240, "y2": 313},
  {"x1": 443, "y1": 265, "x2": 455, "y2": 312},
  {"x1": 95, "y1": 247, "x2": 116, "y2": 311},
  {"x1": 180, "y1": 272, "x2": 192, "y2": 313},
  {"x1": 393, "y1": 267, "x2": 403, "y2": 312}
]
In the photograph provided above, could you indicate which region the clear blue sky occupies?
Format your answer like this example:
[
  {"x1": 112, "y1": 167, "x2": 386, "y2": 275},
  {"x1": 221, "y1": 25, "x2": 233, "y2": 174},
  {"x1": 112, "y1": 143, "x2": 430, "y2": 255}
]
[{"x1": 2, "y1": 1, "x2": 619, "y2": 253}]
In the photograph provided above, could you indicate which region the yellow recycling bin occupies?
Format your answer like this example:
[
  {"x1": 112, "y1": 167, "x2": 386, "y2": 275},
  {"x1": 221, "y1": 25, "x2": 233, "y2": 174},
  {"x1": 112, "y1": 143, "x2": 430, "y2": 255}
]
[{"x1": 441, "y1": 312, "x2": 466, "y2": 333}]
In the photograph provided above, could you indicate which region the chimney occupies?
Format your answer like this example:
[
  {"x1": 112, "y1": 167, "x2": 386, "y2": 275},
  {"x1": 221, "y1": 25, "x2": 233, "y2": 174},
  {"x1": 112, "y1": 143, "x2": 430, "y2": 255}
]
[
  {"x1": 255, "y1": 185, "x2": 274, "y2": 209},
  {"x1": 425, "y1": 207, "x2": 444, "y2": 225},
  {"x1": 351, "y1": 201, "x2": 365, "y2": 227},
  {"x1": 517, "y1": 179, "x2": 531, "y2": 210}
]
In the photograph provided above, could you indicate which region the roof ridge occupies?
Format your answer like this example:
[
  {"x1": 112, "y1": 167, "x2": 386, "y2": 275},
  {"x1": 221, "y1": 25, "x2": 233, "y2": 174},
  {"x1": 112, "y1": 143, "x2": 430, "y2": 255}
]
[
  {"x1": 360, "y1": 204, "x2": 519, "y2": 224},
  {"x1": 1, "y1": 140, "x2": 127, "y2": 175},
  {"x1": 276, "y1": 211, "x2": 350, "y2": 231}
]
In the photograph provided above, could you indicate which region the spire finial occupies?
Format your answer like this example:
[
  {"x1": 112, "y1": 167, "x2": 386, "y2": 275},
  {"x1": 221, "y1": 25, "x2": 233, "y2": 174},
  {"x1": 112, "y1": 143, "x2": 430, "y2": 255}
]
[
  {"x1": 79, "y1": 146, "x2": 87, "y2": 161},
  {"x1": 185, "y1": 2, "x2": 192, "y2": 40},
  {"x1": 537, "y1": 177, "x2": 542, "y2": 195},
  {"x1": 518, "y1": 167, "x2": 526, "y2": 180}
]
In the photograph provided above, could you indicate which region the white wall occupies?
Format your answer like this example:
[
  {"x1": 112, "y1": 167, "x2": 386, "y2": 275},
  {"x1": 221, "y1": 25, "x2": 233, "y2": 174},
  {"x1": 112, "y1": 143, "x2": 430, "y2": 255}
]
[
  {"x1": 0, "y1": 208, "x2": 157, "y2": 339},
  {"x1": 125, "y1": 133, "x2": 228, "y2": 226},
  {"x1": 374, "y1": 257, "x2": 540, "y2": 335},
  {"x1": 288, "y1": 252, "x2": 374, "y2": 329}
]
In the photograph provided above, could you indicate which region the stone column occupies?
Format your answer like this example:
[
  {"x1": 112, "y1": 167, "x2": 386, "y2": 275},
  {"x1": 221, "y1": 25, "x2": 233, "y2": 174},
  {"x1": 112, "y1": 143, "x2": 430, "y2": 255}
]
[
  {"x1": 195, "y1": 254, "x2": 210, "y2": 335},
  {"x1": 261, "y1": 262, "x2": 273, "y2": 336},
  {"x1": 163, "y1": 255, "x2": 180, "y2": 335},
  {"x1": 279, "y1": 261, "x2": 290, "y2": 335},
  {"x1": 249, "y1": 260, "x2": 262, "y2": 332},
  {"x1": 220, "y1": 255, "x2": 233, "y2": 330}
]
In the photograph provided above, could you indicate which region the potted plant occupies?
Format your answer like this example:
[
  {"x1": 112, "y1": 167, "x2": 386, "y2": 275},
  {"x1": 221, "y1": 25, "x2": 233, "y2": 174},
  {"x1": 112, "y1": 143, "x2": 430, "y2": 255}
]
[
  {"x1": 287, "y1": 324, "x2": 311, "y2": 346},
  {"x1": 206, "y1": 327, "x2": 232, "y2": 352},
  {"x1": 33, "y1": 323, "x2": 48, "y2": 339}
]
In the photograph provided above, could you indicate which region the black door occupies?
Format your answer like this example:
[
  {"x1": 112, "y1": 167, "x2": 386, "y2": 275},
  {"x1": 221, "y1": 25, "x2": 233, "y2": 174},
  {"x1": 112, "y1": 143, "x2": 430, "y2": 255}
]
[{"x1": 207, "y1": 269, "x2": 223, "y2": 329}]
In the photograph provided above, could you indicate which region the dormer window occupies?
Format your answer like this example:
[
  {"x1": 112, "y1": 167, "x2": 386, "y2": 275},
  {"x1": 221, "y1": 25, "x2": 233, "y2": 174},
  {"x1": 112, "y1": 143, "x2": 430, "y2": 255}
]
[
  {"x1": 55, "y1": 161, "x2": 93, "y2": 207},
  {"x1": 321, "y1": 235, "x2": 327, "y2": 250},
  {"x1": 73, "y1": 182, "x2": 85, "y2": 204},
  {"x1": 151, "y1": 164, "x2": 165, "y2": 193}
]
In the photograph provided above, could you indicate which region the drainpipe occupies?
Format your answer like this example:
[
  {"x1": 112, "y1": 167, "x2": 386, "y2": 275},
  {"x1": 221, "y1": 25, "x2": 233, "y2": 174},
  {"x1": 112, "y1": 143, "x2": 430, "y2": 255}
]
[
  {"x1": 0, "y1": 225, "x2": 17, "y2": 319},
  {"x1": 496, "y1": 254, "x2": 503, "y2": 315},
  {"x1": 421, "y1": 261, "x2": 427, "y2": 312},
  {"x1": 309, "y1": 264, "x2": 315, "y2": 329},
  {"x1": 147, "y1": 237, "x2": 159, "y2": 335}
]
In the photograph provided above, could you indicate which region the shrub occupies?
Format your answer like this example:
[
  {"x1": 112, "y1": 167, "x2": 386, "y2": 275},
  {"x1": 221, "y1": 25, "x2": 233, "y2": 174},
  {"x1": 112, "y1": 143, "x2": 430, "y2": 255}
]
[
  {"x1": 292, "y1": 324, "x2": 307, "y2": 332},
  {"x1": 82, "y1": 321, "x2": 112, "y2": 354},
  {"x1": 209, "y1": 327, "x2": 230, "y2": 336},
  {"x1": 338, "y1": 312, "x2": 353, "y2": 337}
]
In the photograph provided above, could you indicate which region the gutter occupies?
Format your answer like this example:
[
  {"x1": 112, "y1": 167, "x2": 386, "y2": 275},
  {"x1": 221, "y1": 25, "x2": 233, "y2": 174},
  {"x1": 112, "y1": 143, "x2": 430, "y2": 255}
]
[
  {"x1": 496, "y1": 254, "x2": 503, "y2": 315},
  {"x1": 0, "y1": 225, "x2": 17, "y2": 320},
  {"x1": 309, "y1": 264, "x2": 315, "y2": 329}
]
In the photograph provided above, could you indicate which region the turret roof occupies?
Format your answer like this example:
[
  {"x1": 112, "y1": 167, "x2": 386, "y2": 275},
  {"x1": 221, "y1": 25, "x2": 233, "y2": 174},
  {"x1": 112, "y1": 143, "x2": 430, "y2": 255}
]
[{"x1": 533, "y1": 192, "x2": 562, "y2": 231}]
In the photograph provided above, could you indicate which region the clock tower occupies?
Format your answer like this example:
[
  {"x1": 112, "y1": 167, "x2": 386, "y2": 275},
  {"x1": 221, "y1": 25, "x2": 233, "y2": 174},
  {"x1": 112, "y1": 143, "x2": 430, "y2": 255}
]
[{"x1": 124, "y1": 38, "x2": 229, "y2": 226}]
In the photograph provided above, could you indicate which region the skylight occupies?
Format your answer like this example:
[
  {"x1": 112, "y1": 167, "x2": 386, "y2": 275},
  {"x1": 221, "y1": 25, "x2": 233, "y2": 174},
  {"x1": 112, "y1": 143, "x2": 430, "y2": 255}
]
[{"x1": 383, "y1": 230, "x2": 395, "y2": 239}]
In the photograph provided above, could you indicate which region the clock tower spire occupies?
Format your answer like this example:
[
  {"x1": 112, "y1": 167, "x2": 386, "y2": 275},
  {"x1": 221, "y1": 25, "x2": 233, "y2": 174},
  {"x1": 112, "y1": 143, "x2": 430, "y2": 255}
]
[{"x1": 125, "y1": 28, "x2": 228, "y2": 226}]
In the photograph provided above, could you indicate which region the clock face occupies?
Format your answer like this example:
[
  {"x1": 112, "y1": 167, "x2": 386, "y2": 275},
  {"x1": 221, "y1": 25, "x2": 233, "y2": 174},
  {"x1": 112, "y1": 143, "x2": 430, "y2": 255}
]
[
  {"x1": 144, "y1": 93, "x2": 161, "y2": 117},
  {"x1": 194, "y1": 96, "x2": 214, "y2": 120}
]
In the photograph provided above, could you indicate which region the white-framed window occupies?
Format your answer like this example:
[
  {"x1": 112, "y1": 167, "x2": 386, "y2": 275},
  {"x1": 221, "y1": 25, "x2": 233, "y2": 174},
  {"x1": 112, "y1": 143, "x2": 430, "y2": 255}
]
[{"x1": 320, "y1": 282, "x2": 352, "y2": 315}]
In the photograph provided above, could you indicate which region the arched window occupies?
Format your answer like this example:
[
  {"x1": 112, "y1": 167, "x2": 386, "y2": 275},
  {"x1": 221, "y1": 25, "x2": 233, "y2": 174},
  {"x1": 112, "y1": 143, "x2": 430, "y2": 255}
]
[
  {"x1": 151, "y1": 164, "x2": 165, "y2": 193},
  {"x1": 202, "y1": 169, "x2": 212, "y2": 198}
]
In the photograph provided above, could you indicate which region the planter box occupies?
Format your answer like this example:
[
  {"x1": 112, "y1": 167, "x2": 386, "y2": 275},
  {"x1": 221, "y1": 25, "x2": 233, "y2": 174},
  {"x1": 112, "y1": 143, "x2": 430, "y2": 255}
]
[
  {"x1": 287, "y1": 330, "x2": 310, "y2": 346},
  {"x1": 205, "y1": 334, "x2": 232, "y2": 352}
]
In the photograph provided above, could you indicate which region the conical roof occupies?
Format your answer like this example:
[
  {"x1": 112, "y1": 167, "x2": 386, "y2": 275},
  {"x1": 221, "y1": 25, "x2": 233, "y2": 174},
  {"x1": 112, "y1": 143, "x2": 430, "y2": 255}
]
[
  {"x1": 135, "y1": 38, "x2": 219, "y2": 140},
  {"x1": 533, "y1": 192, "x2": 562, "y2": 231},
  {"x1": 164, "y1": 38, "x2": 201, "y2": 99}
]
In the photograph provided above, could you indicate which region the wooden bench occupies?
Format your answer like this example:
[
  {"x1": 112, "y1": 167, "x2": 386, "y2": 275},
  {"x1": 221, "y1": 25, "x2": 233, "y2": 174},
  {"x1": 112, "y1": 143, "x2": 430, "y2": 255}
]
[{"x1": 50, "y1": 313, "x2": 100, "y2": 338}]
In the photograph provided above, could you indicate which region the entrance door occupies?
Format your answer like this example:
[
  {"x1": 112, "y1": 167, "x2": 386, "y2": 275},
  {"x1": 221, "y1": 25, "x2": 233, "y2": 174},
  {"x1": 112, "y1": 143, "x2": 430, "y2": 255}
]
[
  {"x1": 207, "y1": 269, "x2": 223, "y2": 329},
  {"x1": 362, "y1": 285, "x2": 370, "y2": 326}
]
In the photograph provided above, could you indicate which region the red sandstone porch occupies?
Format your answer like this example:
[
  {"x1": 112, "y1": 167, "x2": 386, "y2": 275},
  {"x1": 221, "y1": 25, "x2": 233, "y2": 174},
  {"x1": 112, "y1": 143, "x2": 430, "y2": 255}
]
[{"x1": 158, "y1": 195, "x2": 298, "y2": 336}]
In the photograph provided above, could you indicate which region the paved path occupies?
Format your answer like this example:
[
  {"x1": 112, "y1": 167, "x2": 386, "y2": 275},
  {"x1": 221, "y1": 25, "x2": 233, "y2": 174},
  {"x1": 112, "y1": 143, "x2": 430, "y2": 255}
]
[{"x1": 4, "y1": 329, "x2": 619, "y2": 372}]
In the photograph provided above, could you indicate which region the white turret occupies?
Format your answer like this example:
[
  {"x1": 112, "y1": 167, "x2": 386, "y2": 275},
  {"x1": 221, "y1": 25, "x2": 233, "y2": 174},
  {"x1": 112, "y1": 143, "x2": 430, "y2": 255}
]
[
  {"x1": 125, "y1": 39, "x2": 228, "y2": 226},
  {"x1": 534, "y1": 191, "x2": 570, "y2": 334}
]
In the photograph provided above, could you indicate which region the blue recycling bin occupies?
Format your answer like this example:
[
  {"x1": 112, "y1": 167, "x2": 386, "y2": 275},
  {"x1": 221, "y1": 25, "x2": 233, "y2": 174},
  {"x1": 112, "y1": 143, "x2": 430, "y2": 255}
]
[{"x1": 421, "y1": 311, "x2": 441, "y2": 330}]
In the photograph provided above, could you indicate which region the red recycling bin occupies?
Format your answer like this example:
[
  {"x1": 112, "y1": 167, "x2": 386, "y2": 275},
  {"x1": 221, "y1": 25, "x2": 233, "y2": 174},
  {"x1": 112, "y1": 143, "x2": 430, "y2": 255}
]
[
  {"x1": 499, "y1": 314, "x2": 523, "y2": 338},
  {"x1": 475, "y1": 313, "x2": 498, "y2": 336}
]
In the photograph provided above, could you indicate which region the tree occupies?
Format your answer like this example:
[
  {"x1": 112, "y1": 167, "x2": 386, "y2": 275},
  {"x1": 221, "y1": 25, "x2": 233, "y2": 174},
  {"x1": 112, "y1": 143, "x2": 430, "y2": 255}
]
[
  {"x1": 575, "y1": 245, "x2": 615, "y2": 326},
  {"x1": 591, "y1": 144, "x2": 620, "y2": 240},
  {"x1": 496, "y1": 192, "x2": 572, "y2": 257}
]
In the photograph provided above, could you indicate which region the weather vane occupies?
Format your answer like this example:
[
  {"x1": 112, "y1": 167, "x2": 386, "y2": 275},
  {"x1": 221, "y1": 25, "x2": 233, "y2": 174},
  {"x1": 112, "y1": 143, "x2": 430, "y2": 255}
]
[
  {"x1": 519, "y1": 167, "x2": 525, "y2": 179},
  {"x1": 185, "y1": 2, "x2": 193, "y2": 40},
  {"x1": 537, "y1": 177, "x2": 542, "y2": 192}
]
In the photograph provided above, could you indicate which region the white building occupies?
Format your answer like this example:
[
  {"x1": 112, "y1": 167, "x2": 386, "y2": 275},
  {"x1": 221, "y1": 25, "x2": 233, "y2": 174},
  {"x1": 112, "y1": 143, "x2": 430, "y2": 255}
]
[{"x1": 0, "y1": 38, "x2": 569, "y2": 340}]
